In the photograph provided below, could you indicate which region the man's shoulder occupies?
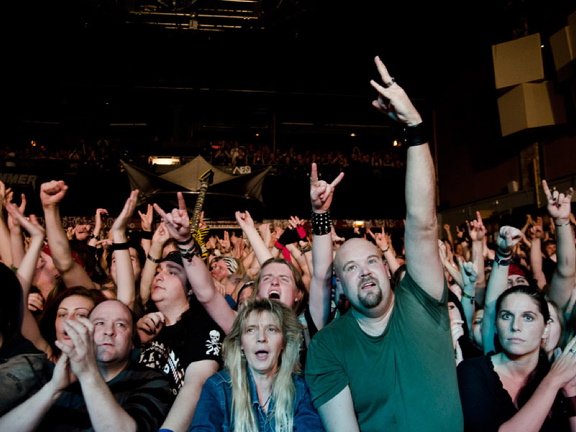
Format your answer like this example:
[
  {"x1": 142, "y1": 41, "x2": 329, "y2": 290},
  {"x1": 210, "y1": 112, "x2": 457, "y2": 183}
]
[{"x1": 309, "y1": 310, "x2": 356, "y2": 344}]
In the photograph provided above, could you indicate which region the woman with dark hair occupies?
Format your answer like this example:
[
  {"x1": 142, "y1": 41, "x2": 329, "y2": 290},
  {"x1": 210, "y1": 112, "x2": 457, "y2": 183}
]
[
  {"x1": 189, "y1": 298, "x2": 323, "y2": 431},
  {"x1": 457, "y1": 285, "x2": 576, "y2": 431},
  {"x1": 33, "y1": 286, "x2": 106, "y2": 362}
]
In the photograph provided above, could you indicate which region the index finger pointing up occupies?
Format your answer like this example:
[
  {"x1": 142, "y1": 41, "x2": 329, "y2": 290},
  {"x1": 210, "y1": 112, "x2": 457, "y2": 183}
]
[
  {"x1": 374, "y1": 56, "x2": 393, "y2": 83},
  {"x1": 542, "y1": 180, "x2": 552, "y2": 199},
  {"x1": 177, "y1": 192, "x2": 187, "y2": 211}
]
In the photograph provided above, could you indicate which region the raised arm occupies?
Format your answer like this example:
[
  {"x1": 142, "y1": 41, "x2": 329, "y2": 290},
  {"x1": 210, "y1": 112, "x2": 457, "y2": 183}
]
[
  {"x1": 7, "y1": 193, "x2": 27, "y2": 268},
  {"x1": 466, "y1": 211, "x2": 487, "y2": 306},
  {"x1": 235, "y1": 211, "x2": 273, "y2": 264},
  {"x1": 40, "y1": 181, "x2": 96, "y2": 290},
  {"x1": 88, "y1": 208, "x2": 108, "y2": 249},
  {"x1": 0, "y1": 181, "x2": 14, "y2": 267},
  {"x1": 137, "y1": 204, "x2": 154, "y2": 255},
  {"x1": 110, "y1": 190, "x2": 139, "y2": 310},
  {"x1": 482, "y1": 225, "x2": 522, "y2": 354},
  {"x1": 139, "y1": 221, "x2": 170, "y2": 306},
  {"x1": 370, "y1": 56, "x2": 443, "y2": 299},
  {"x1": 543, "y1": 180, "x2": 575, "y2": 312},
  {"x1": 367, "y1": 226, "x2": 400, "y2": 276},
  {"x1": 529, "y1": 216, "x2": 548, "y2": 289},
  {"x1": 309, "y1": 163, "x2": 344, "y2": 330},
  {"x1": 6, "y1": 202, "x2": 53, "y2": 357},
  {"x1": 154, "y1": 193, "x2": 237, "y2": 334}
]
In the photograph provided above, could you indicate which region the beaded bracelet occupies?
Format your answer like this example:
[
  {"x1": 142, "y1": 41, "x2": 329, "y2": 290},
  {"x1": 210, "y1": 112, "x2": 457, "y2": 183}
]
[{"x1": 311, "y1": 211, "x2": 332, "y2": 236}]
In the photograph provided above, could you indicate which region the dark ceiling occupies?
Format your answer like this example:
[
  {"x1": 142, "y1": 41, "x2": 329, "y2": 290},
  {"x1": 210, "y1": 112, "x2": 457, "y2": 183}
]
[{"x1": 7, "y1": 0, "x2": 574, "y2": 150}]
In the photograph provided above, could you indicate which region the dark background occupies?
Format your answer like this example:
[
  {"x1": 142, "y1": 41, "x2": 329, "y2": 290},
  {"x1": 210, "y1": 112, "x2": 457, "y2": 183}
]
[{"x1": 4, "y1": 0, "x2": 575, "y2": 221}]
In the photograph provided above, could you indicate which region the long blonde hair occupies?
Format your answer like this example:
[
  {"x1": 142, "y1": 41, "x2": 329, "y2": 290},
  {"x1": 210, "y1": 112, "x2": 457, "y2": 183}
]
[{"x1": 223, "y1": 298, "x2": 303, "y2": 432}]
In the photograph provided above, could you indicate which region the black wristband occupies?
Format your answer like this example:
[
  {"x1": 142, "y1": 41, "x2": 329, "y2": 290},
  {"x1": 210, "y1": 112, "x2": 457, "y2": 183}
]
[
  {"x1": 494, "y1": 252, "x2": 512, "y2": 266},
  {"x1": 311, "y1": 211, "x2": 332, "y2": 236},
  {"x1": 112, "y1": 242, "x2": 130, "y2": 251},
  {"x1": 559, "y1": 395, "x2": 576, "y2": 417},
  {"x1": 404, "y1": 122, "x2": 428, "y2": 147},
  {"x1": 178, "y1": 239, "x2": 200, "y2": 261},
  {"x1": 147, "y1": 253, "x2": 162, "y2": 264},
  {"x1": 141, "y1": 230, "x2": 153, "y2": 240}
]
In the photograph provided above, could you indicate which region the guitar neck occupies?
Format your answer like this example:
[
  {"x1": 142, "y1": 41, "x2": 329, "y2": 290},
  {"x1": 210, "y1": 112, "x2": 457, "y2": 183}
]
[{"x1": 190, "y1": 182, "x2": 209, "y2": 231}]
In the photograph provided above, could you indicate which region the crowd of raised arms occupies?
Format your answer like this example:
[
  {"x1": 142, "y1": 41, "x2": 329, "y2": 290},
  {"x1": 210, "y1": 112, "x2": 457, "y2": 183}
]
[{"x1": 0, "y1": 57, "x2": 575, "y2": 432}]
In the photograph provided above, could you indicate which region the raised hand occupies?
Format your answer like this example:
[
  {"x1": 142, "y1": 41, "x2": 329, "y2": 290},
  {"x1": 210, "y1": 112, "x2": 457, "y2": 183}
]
[
  {"x1": 54, "y1": 317, "x2": 98, "y2": 380},
  {"x1": 234, "y1": 210, "x2": 255, "y2": 235},
  {"x1": 153, "y1": 192, "x2": 191, "y2": 242},
  {"x1": 496, "y1": 226, "x2": 523, "y2": 254},
  {"x1": 466, "y1": 211, "x2": 486, "y2": 242},
  {"x1": 367, "y1": 226, "x2": 389, "y2": 252},
  {"x1": 112, "y1": 190, "x2": 139, "y2": 234},
  {"x1": 40, "y1": 180, "x2": 69, "y2": 207},
  {"x1": 370, "y1": 56, "x2": 422, "y2": 126},
  {"x1": 543, "y1": 180, "x2": 574, "y2": 224},
  {"x1": 532, "y1": 216, "x2": 544, "y2": 239},
  {"x1": 138, "y1": 204, "x2": 154, "y2": 232},
  {"x1": 152, "y1": 221, "x2": 170, "y2": 246},
  {"x1": 5, "y1": 202, "x2": 45, "y2": 240},
  {"x1": 310, "y1": 163, "x2": 344, "y2": 214}
]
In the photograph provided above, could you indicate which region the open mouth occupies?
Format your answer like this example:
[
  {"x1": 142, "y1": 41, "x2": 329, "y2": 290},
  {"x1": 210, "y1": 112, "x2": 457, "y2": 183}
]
[
  {"x1": 255, "y1": 350, "x2": 269, "y2": 360},
  {"x1": 269, "y1": 291, "x2": 280, "y2": 300},
  {"x1": 361, "y1": 281, "x2": 376, "y2": 290}
]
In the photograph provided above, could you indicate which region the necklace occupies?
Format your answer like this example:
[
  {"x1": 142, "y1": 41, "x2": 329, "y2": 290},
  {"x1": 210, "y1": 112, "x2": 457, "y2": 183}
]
[{"x1": 261, "y1": 393, "x2": 272, "y2": 413}]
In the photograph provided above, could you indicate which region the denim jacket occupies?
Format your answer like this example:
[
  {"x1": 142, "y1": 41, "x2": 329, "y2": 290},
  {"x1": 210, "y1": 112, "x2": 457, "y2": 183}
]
[{"x1": 189, "y1": 369, "x2": 324, "y2": 431}]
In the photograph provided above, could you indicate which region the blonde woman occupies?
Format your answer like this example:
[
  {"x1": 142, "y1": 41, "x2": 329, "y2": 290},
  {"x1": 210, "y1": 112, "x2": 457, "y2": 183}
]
[{"x1": 189, "y1": 298, "x2": 324, "y2": 431}]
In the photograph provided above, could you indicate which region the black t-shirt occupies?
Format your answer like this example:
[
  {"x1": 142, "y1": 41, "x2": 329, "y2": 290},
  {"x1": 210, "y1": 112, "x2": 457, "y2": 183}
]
[{"x1": 138, "y1": 298, "x2": 225, "y2": 395}]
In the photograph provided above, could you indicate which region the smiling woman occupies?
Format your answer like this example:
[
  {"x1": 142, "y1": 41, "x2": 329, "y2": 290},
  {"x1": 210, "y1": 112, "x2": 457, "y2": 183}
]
[{"x1": 189, "y1": 298, "x2": 324, "y2": 432}]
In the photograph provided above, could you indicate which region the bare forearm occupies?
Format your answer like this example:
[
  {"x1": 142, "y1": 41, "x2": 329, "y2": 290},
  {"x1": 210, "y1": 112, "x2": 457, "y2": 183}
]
[
  {"x1": 550, "y1": 223, "x2": 576, "y2": 309},
  {"x1": 0, "y1": 380, "x2": 60, "y2": 432},
  {"x1": 10, "y1": 227, "x2": 25, "y2": 268},
  {"x1": 498, "y1": 375, "x2": 560, "y2": 432},
  {"x1": 243, "y1": 226, "x2": 273, "y2": 264},
  {"x1": 404, "y1": 144, "x2": 444, "y2": 299},
  {"x1": 0, "y1": 216, "x2": 13, "y2": 266},
  {"x1": 309, "y1": 233, "x2": 333, "y2": 330},
  {"x1": 81, "y1": 374, "x2": 136, "y2": 432},
  {"x1": 530, "y1": 237, "x2": 547, "y2": 289},
  {"x1": 483, "y1": 262, "x2": 509, "y2": 354},
  {"x1": 43, "y1": 205, "x2": 75, "y2": 272},
  {"x1": 112, "y1": 231, "x2": 135, "y2": 309}
]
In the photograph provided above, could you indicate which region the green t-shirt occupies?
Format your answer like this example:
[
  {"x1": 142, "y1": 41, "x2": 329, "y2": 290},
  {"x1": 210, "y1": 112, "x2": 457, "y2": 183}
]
[{"x1": 305, "y1": 271, "x2": 463, "y2": 432}]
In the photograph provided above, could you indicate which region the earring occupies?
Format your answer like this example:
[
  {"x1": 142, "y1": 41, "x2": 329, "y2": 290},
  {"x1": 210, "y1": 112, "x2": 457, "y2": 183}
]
[{"x1": 241, "y1": 350, "x2": 245, "y2": 358}]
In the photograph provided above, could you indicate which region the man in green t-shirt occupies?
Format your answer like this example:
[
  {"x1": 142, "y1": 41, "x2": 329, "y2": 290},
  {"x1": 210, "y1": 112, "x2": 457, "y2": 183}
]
[{"x1": 305, "y1": 57, "x2": 463, "y2": 432}]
